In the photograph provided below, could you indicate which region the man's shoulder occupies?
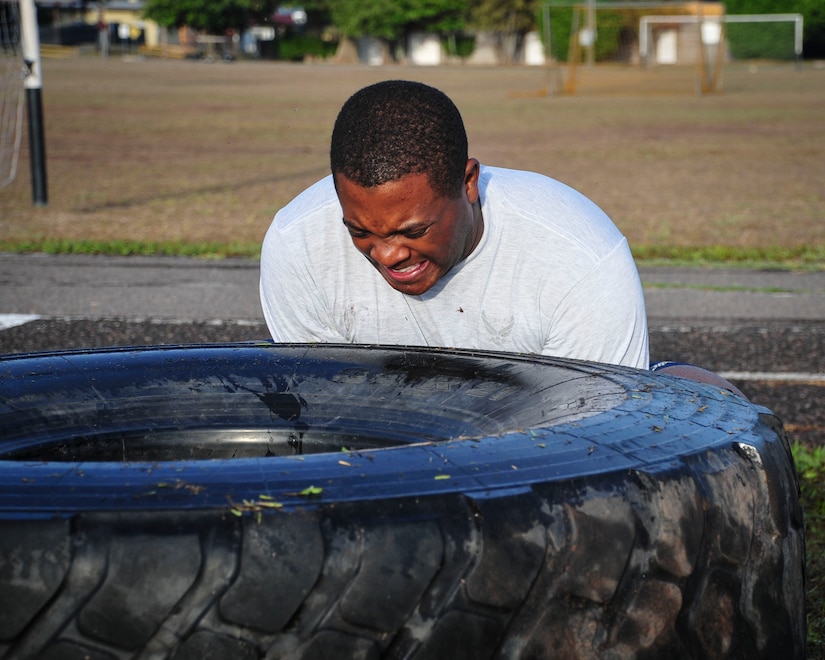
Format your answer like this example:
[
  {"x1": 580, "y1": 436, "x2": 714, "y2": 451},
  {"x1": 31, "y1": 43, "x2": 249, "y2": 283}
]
[
  {"x1": 478, "y1": 165, "x2": 625, "y2": 261},
  {"x1": 480, "y1": 165, "x2": 586, "y2": 203},
  {"x1": 262, "y1": 175, "x2": 352, "y2": 268},
  {"x1": 273, "y1": 175, "x2": 340, "y2": 232}
]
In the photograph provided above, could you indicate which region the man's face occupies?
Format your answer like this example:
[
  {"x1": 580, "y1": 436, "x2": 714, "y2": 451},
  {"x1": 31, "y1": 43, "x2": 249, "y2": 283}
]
[{"x1": 335, "y1": 159, "x2": 482, "y2": 296}]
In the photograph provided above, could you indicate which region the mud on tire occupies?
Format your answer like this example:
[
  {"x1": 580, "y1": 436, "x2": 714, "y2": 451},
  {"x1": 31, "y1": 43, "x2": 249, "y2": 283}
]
[{"x1": 0, "y1": 344, "x2": 805, "y2": 658}]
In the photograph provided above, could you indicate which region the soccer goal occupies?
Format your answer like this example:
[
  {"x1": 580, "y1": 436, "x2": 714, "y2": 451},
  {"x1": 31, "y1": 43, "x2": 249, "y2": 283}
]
[
  {"x1": 544, "y1": 2, "x2": 804, "y2": 95},
  {"x1": 640, "y1": 13, "x2": 804, "y2": 68},
  {"x1": 0, "y1": 0, "x2": 46, "y2": 203},
  {"x1": 639, "y1": 12, "x2": 803, "y2": 92},
  {"x1": 546, "y1": 2, "x2": 733, "y2": 94},
  {"x1": 722, "y1": 14, "x2": 803, "y2": 65}
]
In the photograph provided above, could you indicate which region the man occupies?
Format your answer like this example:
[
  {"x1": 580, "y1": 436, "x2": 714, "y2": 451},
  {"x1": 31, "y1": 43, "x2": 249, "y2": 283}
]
[{"x1": 260, "y1": 80, "x2": 649, "y2": 369}]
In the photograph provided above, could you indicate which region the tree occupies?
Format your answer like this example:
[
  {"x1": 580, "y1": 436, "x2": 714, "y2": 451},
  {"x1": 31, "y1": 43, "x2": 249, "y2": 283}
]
[
  {"x1": 469, "y1": 0, "x2": 539, "y2": 35},
  {"x1": 467, "y1": 0, "x2": 540, "y2": 63},
  {"x1": 143, "y1": 0, "x2": 276, "y2": 35},
  {"x1": 326, "y1": 0, "x2": 467, "y2": 42},
  {"x1": 318, "y1": 0, "x2": 467, "y2": 63}
]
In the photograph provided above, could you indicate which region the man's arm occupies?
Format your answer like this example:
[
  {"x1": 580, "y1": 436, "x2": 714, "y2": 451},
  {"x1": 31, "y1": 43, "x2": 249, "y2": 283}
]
[
  {"x1": 543, "y1": 239, "x2": 649, "y2": 369},
  {"x1": 259, "y1": 222, "x2": 347, "y2": 343}
]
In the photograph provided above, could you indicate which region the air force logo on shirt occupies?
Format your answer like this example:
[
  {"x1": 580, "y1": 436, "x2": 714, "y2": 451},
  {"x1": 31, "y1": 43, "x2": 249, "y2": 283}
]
[{"x1": 481, "y1": 311, "x2": 515, "y2": 343}]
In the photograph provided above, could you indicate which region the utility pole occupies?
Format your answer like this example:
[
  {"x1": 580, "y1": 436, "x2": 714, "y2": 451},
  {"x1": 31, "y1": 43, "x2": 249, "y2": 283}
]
[
  {"x1": 19, "y1": 0, "x2": 48, "y2": 206},
  {"x1": 586, "y1": 0, "x2": 596, "y2": 66}
]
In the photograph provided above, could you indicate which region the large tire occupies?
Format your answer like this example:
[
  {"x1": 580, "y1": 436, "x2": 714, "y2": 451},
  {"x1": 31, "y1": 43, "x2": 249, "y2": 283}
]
[{"x1": 0, "y1": 343, "x2": 805, "y2": 658}]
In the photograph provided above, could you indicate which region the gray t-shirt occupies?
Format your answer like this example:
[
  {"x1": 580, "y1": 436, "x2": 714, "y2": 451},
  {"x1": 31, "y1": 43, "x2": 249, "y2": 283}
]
[{"x1": 260, "y1": 165, "x2": 649, "y2": 369}]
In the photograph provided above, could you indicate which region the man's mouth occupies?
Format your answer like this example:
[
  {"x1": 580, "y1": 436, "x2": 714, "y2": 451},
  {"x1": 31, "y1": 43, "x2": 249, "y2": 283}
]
[{"x1": 384, "y1": 261, "x2": 429, "y2": 283}]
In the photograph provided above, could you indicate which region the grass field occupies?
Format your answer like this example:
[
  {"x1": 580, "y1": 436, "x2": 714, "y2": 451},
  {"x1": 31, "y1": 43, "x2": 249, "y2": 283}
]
[{"x1": 2, "y1": 57, "x2": 824, "y2": 264}]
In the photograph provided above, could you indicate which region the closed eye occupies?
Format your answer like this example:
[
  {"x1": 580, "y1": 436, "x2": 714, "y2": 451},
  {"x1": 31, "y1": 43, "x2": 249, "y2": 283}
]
[
  {"x1": 402, "y1": 226, "x2": 429, "y2": 239},
  {"x1": 343, "y1": 220, "x2": 369, "y2": 239},
  {"x1": 343, "y1": 219, "x2": 430, "y2": 240}
]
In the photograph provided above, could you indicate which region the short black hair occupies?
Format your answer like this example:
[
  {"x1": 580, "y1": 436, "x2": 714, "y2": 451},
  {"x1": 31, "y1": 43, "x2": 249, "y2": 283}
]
[{"x1": 330, "y1": 80, "x2": 468, "y2": 198}]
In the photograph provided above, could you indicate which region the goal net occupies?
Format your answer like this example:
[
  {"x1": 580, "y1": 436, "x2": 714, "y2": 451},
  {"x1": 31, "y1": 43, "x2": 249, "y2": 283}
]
[
  {"x1": 545, "y1": 3, "x2": 803, "y2": 95},
  {"x1": 0, "y1": 0, "x2": 24, "y2": 189},
  {"x1": 641, "y1": 14, "x2": 803, "y2": 66},
  {"x1": 723, "y1": 14, "x2": 803, "y2": 64}
]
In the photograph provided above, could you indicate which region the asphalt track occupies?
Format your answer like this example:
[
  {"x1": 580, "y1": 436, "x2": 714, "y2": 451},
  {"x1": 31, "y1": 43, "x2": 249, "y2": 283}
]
[{"x1": 1, "y1": 253, "x2": 823, "y2": 447}]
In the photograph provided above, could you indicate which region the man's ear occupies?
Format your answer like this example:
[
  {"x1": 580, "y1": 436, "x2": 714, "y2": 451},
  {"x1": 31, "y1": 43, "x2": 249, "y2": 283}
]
[{"x1": 464, "y1": 159, "x2": 480, "y2": 203}]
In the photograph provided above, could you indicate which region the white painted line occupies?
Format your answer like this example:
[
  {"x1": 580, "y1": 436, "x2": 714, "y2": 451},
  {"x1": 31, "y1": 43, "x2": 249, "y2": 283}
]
[
  {"x1": 0, "y1": 315, "x2": 265, "y2": 327},
  {"x1": 0, "y1": 314, "x2": 41, "y2": 330},
  {"x1": 719, "y1": 371, "x2": 825, "y2": 384}
]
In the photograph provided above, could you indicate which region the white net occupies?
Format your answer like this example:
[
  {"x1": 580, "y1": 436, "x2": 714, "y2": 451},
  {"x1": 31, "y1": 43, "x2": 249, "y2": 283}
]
[
  {"x1": 0, "y1": 0, "x2": 24, "y2": 189},
  {"x1": 724, "y1": 14, "x2": 803, "y2": 64},
  {"x1": 640, "y1": 14, "x2": 802, "y2": 66},
  {"x1": 547, "y1": 3, "x2": 803, "y2": 95}
]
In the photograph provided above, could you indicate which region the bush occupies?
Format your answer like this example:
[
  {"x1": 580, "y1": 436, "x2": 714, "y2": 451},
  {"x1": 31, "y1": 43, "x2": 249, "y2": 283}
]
[
  {"x1": 276, "y1": 34, "x2": 337, "y2": 61},
  {"x1": 444, "y1": 33, "x2": 475, "y2": 59}
]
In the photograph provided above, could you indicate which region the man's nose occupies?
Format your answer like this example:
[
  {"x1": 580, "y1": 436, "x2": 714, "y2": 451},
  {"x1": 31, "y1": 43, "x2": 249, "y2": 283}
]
[{"x1": 370, "y1": 238, "x2": 409, "y2": 266}]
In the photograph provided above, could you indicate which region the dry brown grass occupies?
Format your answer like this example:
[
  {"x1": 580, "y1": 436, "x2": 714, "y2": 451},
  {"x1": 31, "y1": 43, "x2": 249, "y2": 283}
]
[{"x1": 2, "y1": 56, "x2": 824, "y2": 252}]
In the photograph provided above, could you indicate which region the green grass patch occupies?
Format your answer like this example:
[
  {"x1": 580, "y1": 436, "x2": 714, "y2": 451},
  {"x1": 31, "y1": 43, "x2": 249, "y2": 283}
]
[
  {"x1": 0, "y1": 239, "x2": 261, "y2": 260},
  {"x1": 642, "y1": 282, "x2": 801, "y2": 294},
  {"x1": 792, "y1": 442, "x2": 825, "y2": 654},
  {"x1": 3, "y1": 239, "x2": 825, "y2": 270},
  {"x1": 633, "y1": 245, "x2": 825, "y2": 271}
]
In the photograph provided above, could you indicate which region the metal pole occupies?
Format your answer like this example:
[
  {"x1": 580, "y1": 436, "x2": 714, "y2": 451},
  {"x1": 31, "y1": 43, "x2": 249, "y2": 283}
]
[
  {"x1": 586, "y1": 0, "x2": 596, "y2": 66},
  {"x1": 542, "y1": 2, "x2": 558, "y2": 95},
  {"x1": 19, "y1": 0, "x2": 48, "y2": 206}
]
